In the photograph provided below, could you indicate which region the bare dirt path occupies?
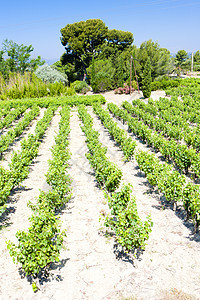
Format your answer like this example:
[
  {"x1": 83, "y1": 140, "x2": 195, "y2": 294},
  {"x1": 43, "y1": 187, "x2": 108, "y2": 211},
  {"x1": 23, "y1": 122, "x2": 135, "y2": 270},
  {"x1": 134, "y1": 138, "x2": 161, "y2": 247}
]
[
  {"x1": 0, "y1": 109, "x2": 61, "y2": 299},
  {"x1": 97, "y1": 90, "x2": 167, "y2": 105},
  {"x1": 88, "y1": 107, "x2": 200, "y2": 299}
]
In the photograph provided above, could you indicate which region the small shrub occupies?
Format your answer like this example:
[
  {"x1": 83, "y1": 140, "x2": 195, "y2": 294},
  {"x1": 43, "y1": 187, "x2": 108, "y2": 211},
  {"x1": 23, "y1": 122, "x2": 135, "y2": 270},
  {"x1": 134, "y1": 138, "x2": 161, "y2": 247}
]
[
  {"x1": 35, "y1": 64, "x2": 68, "y2": 85},
  {"x1": 91, "y1": 72, "x2": 113, "y2": 93},
  {"x1": 126, "y1": 79, "x2": 138, "y2": 90},
  {"x1": 71, "y1": 80, "x2": 90, "y2": 94},
  {"x1": 114, "y1": 83, "x2": 135, "y2": 94}
]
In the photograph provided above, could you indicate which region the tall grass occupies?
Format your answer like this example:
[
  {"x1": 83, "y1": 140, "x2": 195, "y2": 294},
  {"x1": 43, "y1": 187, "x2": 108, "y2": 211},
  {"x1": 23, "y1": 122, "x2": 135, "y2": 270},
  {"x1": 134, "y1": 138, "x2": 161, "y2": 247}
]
[{"x1": 0, "y1": 72, "x2": 75, "y2": 100}]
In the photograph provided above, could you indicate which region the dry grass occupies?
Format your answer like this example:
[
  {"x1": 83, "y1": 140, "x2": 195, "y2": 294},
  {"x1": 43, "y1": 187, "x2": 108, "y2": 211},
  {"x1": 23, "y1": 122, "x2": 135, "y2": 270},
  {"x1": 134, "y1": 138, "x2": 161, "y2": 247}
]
[{"x1": 158, "y1": 288, "x2": 197, "y2": 300}]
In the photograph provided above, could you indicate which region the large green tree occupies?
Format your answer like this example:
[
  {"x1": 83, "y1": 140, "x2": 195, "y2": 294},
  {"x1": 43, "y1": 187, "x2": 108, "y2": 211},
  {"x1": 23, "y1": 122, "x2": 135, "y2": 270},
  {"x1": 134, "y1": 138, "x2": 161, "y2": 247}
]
[
  {"x1": 60, "y1": 19, "x2": 133, "y2": 79},
  {"x1": 135, "y1": 39, "x2": 173, "y2": 83},
  {"x1": 194, "y1": 50, "x2": 200, "y2": 71},
  {"x1": 175, "y1": 49, "x2": 191, "y2": 72},
  {"x1": 60, "y1": 19, "x2": 108, "y2": 73},
  {"x1": 175, "y1": 49, "x2": 188, "y2": 66},
  {"x1": 1, "y1": 39, "x2": 44, "y2": 76},
  {"x1": 106, "y1": 29, "x2": 133, "y2": 50},
  {"x1": 194, "y1": 50, "x2": 200, "y2": 64}
]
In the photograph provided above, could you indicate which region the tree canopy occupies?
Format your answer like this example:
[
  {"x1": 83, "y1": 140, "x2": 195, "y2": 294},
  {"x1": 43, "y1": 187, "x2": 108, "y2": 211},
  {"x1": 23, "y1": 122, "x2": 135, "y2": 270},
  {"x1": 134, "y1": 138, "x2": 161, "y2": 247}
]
[
  {"x1": 0, "y1": 39, "x2": 44, "y2": 78},
  {"x1": 135, "y1": 39, "x2": 173, "y2": 83},
  {"x1": 175, "y1": 50, "x2": 188, "y2": 65},
  {"x1": 60, "y1": 19, "x2": 133, "y2": 75}
]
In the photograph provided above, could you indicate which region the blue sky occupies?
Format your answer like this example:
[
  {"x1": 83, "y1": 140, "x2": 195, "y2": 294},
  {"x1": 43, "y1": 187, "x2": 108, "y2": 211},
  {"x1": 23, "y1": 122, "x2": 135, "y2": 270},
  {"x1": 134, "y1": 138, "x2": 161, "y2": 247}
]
[{"x1": 0, "y1": 0, "x2": 200, "y2": 60}]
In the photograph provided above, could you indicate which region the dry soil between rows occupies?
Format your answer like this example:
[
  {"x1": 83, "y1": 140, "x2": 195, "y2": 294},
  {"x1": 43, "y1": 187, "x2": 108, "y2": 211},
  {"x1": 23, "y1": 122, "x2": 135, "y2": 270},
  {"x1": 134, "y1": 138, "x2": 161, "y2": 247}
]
[{"x1": 0, "y1": 91, "x2": 199, "y2": 300}]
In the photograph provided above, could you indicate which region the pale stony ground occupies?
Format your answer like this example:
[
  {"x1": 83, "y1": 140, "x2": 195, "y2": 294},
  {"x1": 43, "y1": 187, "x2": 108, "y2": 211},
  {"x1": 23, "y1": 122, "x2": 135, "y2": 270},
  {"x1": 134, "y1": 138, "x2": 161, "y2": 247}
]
[{"x1": 0, "y1": 91, "x2": 199, "y2": 300}]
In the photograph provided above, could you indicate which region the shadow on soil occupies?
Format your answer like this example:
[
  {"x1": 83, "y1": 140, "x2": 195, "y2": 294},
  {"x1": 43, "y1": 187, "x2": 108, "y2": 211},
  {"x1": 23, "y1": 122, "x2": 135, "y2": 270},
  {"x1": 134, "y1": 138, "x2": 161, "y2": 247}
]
[
  {"x1": 113, "y1": 242, "x2": 144, "y2": 267},
  {"x1": 0, "y1": 185, "x2": 32, "y2": 231},
  {"x1": 135, "y1": 166, "x2": 200, "y2": 242},
  {"x1": 19, "y1": 258, "x2": 70, "y2": 286},
  {"x1": 0, "y1": 206, "x2": 16, "y2": 231}
]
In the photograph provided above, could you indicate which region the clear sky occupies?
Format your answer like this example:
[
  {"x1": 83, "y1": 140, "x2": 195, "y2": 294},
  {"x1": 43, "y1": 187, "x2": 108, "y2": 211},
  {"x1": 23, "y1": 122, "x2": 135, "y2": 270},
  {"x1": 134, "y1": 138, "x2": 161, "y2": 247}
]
[{"x1": 0, "y1": 0, "x2": 199, "y2": 60}]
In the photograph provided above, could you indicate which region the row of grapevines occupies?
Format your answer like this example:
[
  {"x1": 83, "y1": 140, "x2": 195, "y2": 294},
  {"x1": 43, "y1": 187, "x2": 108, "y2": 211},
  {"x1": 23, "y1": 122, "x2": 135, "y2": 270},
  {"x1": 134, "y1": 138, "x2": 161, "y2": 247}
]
[
  {"x1": 108, "y1": 103, "x2": 200, "y2": 177},
  {"x1": 125, "y1": 100, "x2": 186, "y2": 140},
  {"x1": 108, "y1": 99, "x2": 200, "y2": 231},
  {"x1": 78, "y1": 105, "x2": 122, "y2": 192},
  {"x1": 0, "y1": 106, "x2": 40, "y2": 156},
  {"x1": 0, "y1": 106, "x2": 57, "y2": 214},
  {"x1": 78, "y1": 105, "x2": 152, "y2": 253},
  {"x1": 130, "y1": 99, "x2": 200, "y2": 150},
  {"x1": 7, "y1": 105, "x2": 72, "y2": 292},
  {"x1": 0, "y1": 105, "x2": 28, "y2": 130},
  {"x1": 103, "y1": 183, "x2": 153, "y2": 254},
  {"x1": 0, "y1": 95, "x2": 106, "y2": 110},
  {"x1": 93, "y1": 103, "x2": 136, "y2": 160},
  {"x1": 0, "y1": 105, "x2": 15, "y2": 119},
  {"x1": 165, "y1": 83, "x2": 200, "y2": 99},
  {"x1": 136, "y1": 150, "x2": 200, "y2": 232}
]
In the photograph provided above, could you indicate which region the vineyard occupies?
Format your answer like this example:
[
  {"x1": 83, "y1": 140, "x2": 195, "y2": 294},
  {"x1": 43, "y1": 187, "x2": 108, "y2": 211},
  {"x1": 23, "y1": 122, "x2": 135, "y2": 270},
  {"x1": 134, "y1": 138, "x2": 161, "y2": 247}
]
[{"x1": 0, "y1": 89, "x2": 200, "y2": 299}]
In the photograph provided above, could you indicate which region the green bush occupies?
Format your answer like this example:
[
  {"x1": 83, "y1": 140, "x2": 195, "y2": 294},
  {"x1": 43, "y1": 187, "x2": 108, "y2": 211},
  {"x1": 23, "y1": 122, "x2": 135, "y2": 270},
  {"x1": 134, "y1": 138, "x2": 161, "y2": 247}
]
[
  {"x1": 126, "y1": 79, "x2": 138, "y2": 90},
  {"x1": 142, "y1": 57, "x2": 152, "y2": 98},
  {"x1": 71, "y1": 80, "x2": 90, "y2": 94},
  {"x1": 151, "y1": 78, "x2": 181, "y2": 91},
  {"x1": 91, "y1": 72, "x2": 113, "y2": 93}
]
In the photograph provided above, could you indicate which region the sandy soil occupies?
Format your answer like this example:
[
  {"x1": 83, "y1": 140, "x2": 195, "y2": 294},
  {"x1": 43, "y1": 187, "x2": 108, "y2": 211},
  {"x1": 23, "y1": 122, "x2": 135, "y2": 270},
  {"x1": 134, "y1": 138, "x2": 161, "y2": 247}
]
[{"x1": 0, "y1": 92, "x2": 199, "y2": 300}]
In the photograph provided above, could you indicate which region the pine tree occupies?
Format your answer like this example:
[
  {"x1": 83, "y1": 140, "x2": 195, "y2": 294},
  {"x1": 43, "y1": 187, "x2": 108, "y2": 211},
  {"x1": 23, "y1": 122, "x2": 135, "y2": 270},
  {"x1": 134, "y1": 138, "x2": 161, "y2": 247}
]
[{"x1": 142, "y1": 57, "x2": 152, "y2": 98}]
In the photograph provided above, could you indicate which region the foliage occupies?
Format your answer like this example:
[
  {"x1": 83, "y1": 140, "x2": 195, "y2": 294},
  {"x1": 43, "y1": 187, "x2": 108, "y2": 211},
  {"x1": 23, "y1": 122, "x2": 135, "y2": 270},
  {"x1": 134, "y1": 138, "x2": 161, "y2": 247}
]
[
  {"x1": 54, "y1": 57, "x2": 79, "y2": 82},
  {"x1": 0, "y1": 106, "x2": 39, "y2": 155},
  {"x1": 0, "y1": 106, "x2": 56, "y2": 214},
  {"x1": 135, "y1": 40, "x2": 173, "y2": 84},
  {"x1": 107, "y1": 29, "x2": 133, "y2": 51},
  {"x1": 7, "y1": 106, "x2": 72, "y2": 291},
  {"x1": 175, "y1": 50, "x2": 191, "y2": 72},
  {"x1": 151, "y1": 78, "x2": 182, "y2": 91},
  {"x1": 103, "y1": 184, "x2": 152, "y2": 253},
  {"x1": 93, "y1": 103, "x2": 136, "y2": 160},
  {"x1": 109, "y1": 96, "x2": 200, "y2": 231},
  {"x1": 0, "y1": 72, "x2": 74, "y2": 100},
  {"x1": 87, "y1": 58, "x2": 115, "y2": 82},
  {"x1": 91, "y1": 55, "x2": 95, "y2": 87},
  {"x1": 91, "y1": 72, "x2": 113, "y2": 92},
  {"x1": 87, "y1": 58, "x2": 115, "y2": 92},
  {"x1": 142, "y1": 57, "x2": 152, "y2": 98},
  {"x1": 7, "y1": 209, "x2": 64, "y2": 277},
  {"x1": 175, "y1": 50, "x2": 188, "y2": 65},
  {"x1": 194, "y1": 50, "x2": 200, "y2": 71},
  {"x1": 35, "y1": 64, "x2": 68, "y2": 85},
  {"x1": 71, "y1": 80, "x2": 90, "y2": 94},
  {"x1": 60, "y1": 19, "x2": 108, "y2": 74},
  {"x1": 0, "y1": 39, "x2": 44, "y2": 78},
  {"x1": 78, "y1": 104, "x2": 152, "y2": 252},
  {"x1": 60, "y1": 19, "x2": 133, "y2": 82},
  {"x1": 78, "y1": 105, "x2": 122, "y2": 191}
]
